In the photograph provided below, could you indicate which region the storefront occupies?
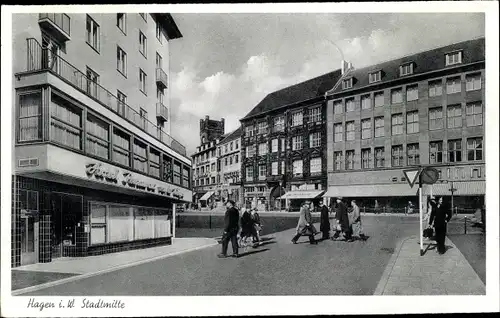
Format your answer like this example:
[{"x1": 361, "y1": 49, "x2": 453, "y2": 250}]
[{"x1": 279, "y1": 190, "x2": 325, "y2": 212}]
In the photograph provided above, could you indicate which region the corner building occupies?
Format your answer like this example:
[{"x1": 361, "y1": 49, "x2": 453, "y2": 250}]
[
  {"x1": 325, "y1": 38, "x2": 485, "y2": 213},
  {"x1": 12, "y1": 13, "x2": 192, "y2": 267}
]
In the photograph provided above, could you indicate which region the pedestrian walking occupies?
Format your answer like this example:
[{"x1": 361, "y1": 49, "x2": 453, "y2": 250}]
[
  {"x1": 291, "y1": 201, "x2": 318, "y2": 245},
  {"x1": 429, "y1": 197, "x2": 452, "y2": 254},
  {"x1": 319, "y1": 201, "x2": 330, "y2": 240},
  {"x1": 350, "y1": 200, "x2": 367, "y2": 241},
  {"x1": 239, "y1": 207, "x2": 254, "y2": 248},
  {"x1": 218, "y1": 200, "x2": 240, "y2": 258},
  {"x1": 250, "y1": 208, "x2": 261, "y2": 245},
  {"x1": 332, "y1": 197, "x2": 352, "y2": 241}
]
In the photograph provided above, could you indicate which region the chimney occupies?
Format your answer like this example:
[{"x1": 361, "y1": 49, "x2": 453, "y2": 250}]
[{"x1": 341, "y1": 60, "x2": 349, "y2": 75}]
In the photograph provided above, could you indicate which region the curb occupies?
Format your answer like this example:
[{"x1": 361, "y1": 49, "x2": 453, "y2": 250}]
[{"x1": 12, "y1": 240, "x2": 219, "y2": 296}]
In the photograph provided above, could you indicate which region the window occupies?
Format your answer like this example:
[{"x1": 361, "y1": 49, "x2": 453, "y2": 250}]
[
  {"x1": 117, "y1": 46, "x2": 127, "y2": 76},
  {"x1": 310, "y1": 157, "x2": 322, "y2": 174},
  {"x1": 85, "y1": 67, "x2": 100, "y2": 98},
  {"x1": 281, "y1": 161, "x2": 285, "y2": 175},
  {"x1": 400, "y1": 63, "x2": 414, "y2": 76},
  {"x1": 391, "y1": 114, "x2": 403, "y2": 135},
  {"x1": 446, "y1": 77, "x2": 461, "y2": 94},
  {"x1": 50, "y1": 95, "x2": 82, "y2": 150},
  {"x1": 345, "y1": 150, "x2": 355, "y2": 170},
  {"x1": 117, "y1": 13, "x2": 126, "y2": 34},
  {"x1": 466, "y1": 102, "x2": 483, "y2": 127},
  {"x1": 346, "y1": 121, "x2": 355, "y2": 141},
  {"x1": 447, "y1": 105, "x2": 462, "y2": 129},
  {"x1": 200, "y1": 179, "x2": 204, "y2": 186},
  {"x1": 407, "y1": 143, "x2": 420, "y2": 165},
  {"x1": 361, "y1": 95, "x2": 371, "y2": 110},
  {"x1": 428, "y1": 80, "x2": 443, "y2": 97},
  {"x1": 342, "y1": 78, "x2": 353, "y2": 89},
  {"x1": 271, "y1": 162, "x2": 278, "y2": 175},
  {"x1": 258, "y1": 121, "x2": 268, "y2": 135},
  {"x1": 309, "y1": 106, "x2": 321, "y2": 122},
  {"x1": 406, "y1": 111, "x2": 419, "y2": 134},
  {"x1": 155, "y1": 53, "x2": 163, "y2": 70},
  {"x1": 173, "y1": 161, "x2": 181, "y2": 185},
  {"x1": 429, "y1": 107, "x2": 443, "y2": 130},
  {"x1": 229, "y1": 157, "x2": 233, "y2": 165},
  {"x1": 117, "y1": 90, "x2": 127, "y2": 117},
  {"x1": 361, "y1": 118, "x2": 372, "y2": 139},
  {"x1": 90, "y1": 203, "x2": 106, "y2": 245},
  {"x1": 467, "y1": 137, "x2": 483, "y2": 161},
  {"x1": 271, "y1": 139, "x2": 278, "y2": 152},
  {"x1": 361, "y1": 148, "x2": 372, "y2": 169},
  {"x1": 245, "y1": 125, "x2": 255, "y2": 137},
  {"x1": 133, "y1": 139, "x2": 147, "y2": 173},
  {"x1": 281, "y1": 138, "x2": 286, "y2": 152},
  {"x1": 258, "y1": 142, "x2": 268, "y2": 156},
  {"x1": 18, "y1": 92, "x2": 42, "y2": 142},
  {"x1": 259, "y1": 165, "x2": 267, "y2": 179},
  {"x1": 429, "y1": 141, "x2": 443, "y2": 164},
  {"x1": 113, "y1": 128, "x2": 131, "y2": 167},
  {"x1": 292, "y1": 136, "x2": 303, "y2": 150},
  {"x1": 471, "y1": 168, "x2": 481, "y2": 179},
  {"x1": 246, "y1": 144, "x2": 256, "y2": 157},
  {"x1": 211, "y1": 177, "x2": 216, "y2": 184},
  {"x1": 445, "y1": 51, "x2": 462, "y2": 66},
  {"x1": 211, "y1": 163, "x2": 215, "y2": 171},
  {"x1": 375, "y1": 147, "x2": 385, "y2": 168},
  {"x1": 235, "y1": 154, "x2": 239, "y2": 163},
  {"x1": 309, "y1": 132, "x2": 321, "y2": 148},
  {"x1": 156, "y1": 21, "x2": 162, "y2": 43},
  {"x1": 334, "y1": 123, "x2": 343, "y2": 142},
  {"x1": 368, "y1": 70, "x2": 381, "y2": 83},
  {"x1": 466, "y1": 73, "x2": 481, "y2": 91},
  {"x1": 374, "y1": 92, "x2": 384, "y2": 107},
  {"x1": 139, "y1": 69, "x2": 147, "y2": 94},
  {"x1": 292, "y1": 160, "x2": 303, "y2": 176},
  {"x1": 236, "y1": 141, "x2": 239, "y2": 149},
  {"x1": 273, "y1": 116, "x2": 285, "y2": 132},
  {"x1": 86, "y1": 114, "x2": 109, "y2": 160},
  {"x1": 391, "y1": 88, "x2": 403, "y2": 104},
  {"x1": 86, "y1": 15, "x2": 100, "y2": 51},
  {"x1": 149, "y1": 148, "x2": 160, "y2": 178},
  {"x1": 391, "y1": 145, "x2": 404, "y2": 167},
  {"x1": 246, "y1": 166, "x2": 254, "y2": 181},
  {"x1": 183, "y1": 167, "x2": 190, "y2": 187},
  {"x1": 157, "y1": 88, "x2": 164, "y2": 105},
  {"x1": 406, "y1": 85, "x2": 418, "y2": 102},
  {"x1": 333, "y1": 100, "x2": 343, "y2": 114},
  {"x1": 225, "y1": 145, "x2": 228, "y2": 154},
  {"x1": 448, "y1": 139, "x2": 462, "y2": 163},
  {"x1": 374, "y1": 117, "x2": 384, "y2": 138},
  {"x1": 292, "y1": 111, "x2": 303, "y2": 127},
  {"x1": 139, "y1": 31, "x2": 147, "y2": 57},
  {"x1": 334, "y1": 151, "x2": 343, "y2": 170},
  {"x1": 230, "y1": 142, "x2": 233, "y2": 151},
  {"x1": 345, "y1": 98, "x2": 355, "y2": 112}
]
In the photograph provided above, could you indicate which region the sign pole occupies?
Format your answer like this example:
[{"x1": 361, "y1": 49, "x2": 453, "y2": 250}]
[{"x1": 419, "y1": 173, "x2": 423, "y2": 256}]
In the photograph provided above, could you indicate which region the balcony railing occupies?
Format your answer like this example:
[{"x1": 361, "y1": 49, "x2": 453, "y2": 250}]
[
  {"x1": 23, "y1": 38, "x2": 186, "y2": 156},
  {"x1": 156, "y1": 68, "x2": 168, "y2": 90},
  {"x1": 156, "y1": 102, "x2": 168, "y2": 123},
  {"x1": 38, "y1": 13, "x2": 71, "y2": 42}
]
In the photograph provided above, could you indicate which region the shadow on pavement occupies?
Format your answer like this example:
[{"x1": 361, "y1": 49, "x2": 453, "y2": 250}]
[
  {"x1": 238, "y1": 248, "x2": 270, "y2": 258},
  {"x1": 257, "y1": 241, "x2": 276, "y2": 247},
  {"x1": 12, "y1": 270, "x2": 78, "y2": 291},
  {"x1": 422, "y1": 243, "x2": 454, "y2": 255}
]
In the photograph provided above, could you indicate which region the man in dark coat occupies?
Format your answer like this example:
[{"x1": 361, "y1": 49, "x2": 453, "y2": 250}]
[
  {"x1": 291, "y1": 201, "x2": 318, "y2": 244},
  {"x1": 319, "y1": 201, "x2": 330, "y2": 240},
  {"x1": 218, "y1": 200, "x2": 240, "y2": 258},
  {"x1": 429, "y1": 197, "x2": 452, "y2": 254},
  {"x1": 333, "y1": 197, "x2": 351, "y2": 241}
]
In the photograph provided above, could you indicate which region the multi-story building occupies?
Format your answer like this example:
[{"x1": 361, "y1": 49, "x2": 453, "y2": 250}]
[
  {"x1": 324, "y1": 37, "x2": 485, "y2": 213},
  {"x1": 11, "y1": 13, "x2": 191, "y2": 267},
  {"x1": 216, "y1": 127, "x2": 243, "y2": 206},
  {"x1": 240, "y1": 70, "x2": 344, "y2": 211},
  {"x1": 191, "y1": 116, "x2": 225, "y2": 208}
]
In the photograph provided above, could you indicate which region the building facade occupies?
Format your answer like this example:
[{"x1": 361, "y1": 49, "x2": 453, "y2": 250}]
[
  {"x1": 240, "y1": 70, "x2": 343, "y2": 211},
  {"x1": 216, "y1": 127, "x2": 243, "y2": 206},
  {"x1": 200, "y1": 115, "x2": 225, "y2": 144},
  {"x1": 12, "y1": 13, "x2": 191, "y2": 267},
  {"x1": 325, "y1": 38, "x2": 485, "y2": 213}
]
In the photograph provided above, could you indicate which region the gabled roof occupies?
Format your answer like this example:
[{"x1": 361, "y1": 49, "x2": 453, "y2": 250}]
[
  {"x1": 220, "y1": 126, "x2": 242, "y2": 144},
  {"x1": 328, "y1": 37, "x2": 485, "y2": 95},
  {"x1": 241, "y1": 69, "x2": 342, "y2": 121}
]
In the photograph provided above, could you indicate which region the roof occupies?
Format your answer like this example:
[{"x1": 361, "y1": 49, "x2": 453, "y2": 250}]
[
  {"x1": 329, "y1": 37, "x2": 485, "y2": 95},
  {"x1": 241, "y1": 69, "x2": 342, "y2": 121},
  {"x1": 220, "y1": 126, "x2": 242, "y2": 144},
  {"x1": 152, "y1": 13, "x2": 183, "y2": 40}
]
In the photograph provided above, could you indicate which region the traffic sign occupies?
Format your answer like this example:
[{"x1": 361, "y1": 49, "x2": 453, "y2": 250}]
[
  {"x1": 420, "y1": 167, "x2": 439, "y2": 185},
  {"x1": 403, "y1": 168, "x2": 422, "y2": 188}
]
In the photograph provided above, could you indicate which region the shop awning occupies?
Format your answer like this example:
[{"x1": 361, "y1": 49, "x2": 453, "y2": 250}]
[
  {"x1": 422, "y1": 181, "x2": 485, "y2": 196},
  {"x1": 324, "y1": 184, "x2": 418, "y2": 198},
  {"x1": 199, "y1": 191, "x2": 214, "y2": 201},
  {"x1": 278, "y1": 190, "x2": 324, "y2": 200}
]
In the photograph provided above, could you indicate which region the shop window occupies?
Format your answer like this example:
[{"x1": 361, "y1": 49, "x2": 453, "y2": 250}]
[
  {"x1": 173, "y1": 161, "x2": 182, "y2": 185},
  {"x1": 149, "y1": 148, "x2": 160, "y2": 178},
  {"x1": 109, "y1": 205, "x2": 133, "y2": 242},
  {"x1": 133, "y1": 138, "x2": 148, "y2": 173},
  {"x1": 50, "y1": 94, "x2": 83, "y2": 150},
  {"x1": 90, "y1": 203, "x2": 106, "y2": 245},
  {"x1": 86, "y1": 114, "x2": 109, "y2": 160},
  {"x1": 113, "y1": 128, "x2": 130, "y2": 167},
  {"x1": 18, "y1": 91, "x2": 42, "y2": 142}
]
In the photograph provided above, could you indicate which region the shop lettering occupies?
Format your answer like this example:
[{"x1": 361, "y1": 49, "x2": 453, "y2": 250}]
[
  {"x1": 27, "y1": 298, "x2": 56, "y2": 311},
  {"x1": 85, "y1": 163, "x2": 119, "y2": 183},
  {"x1": 122, "y1": 172, "x2": 156, "y2": 191}
]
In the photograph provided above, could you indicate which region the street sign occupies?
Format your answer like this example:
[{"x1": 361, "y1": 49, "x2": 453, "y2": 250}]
[
  {"x1": 420, "y1": 167, "x2": 439, "y2": 185},
  {"x1": 403, "y1": 168, "x2": 421, "y2": 188}
]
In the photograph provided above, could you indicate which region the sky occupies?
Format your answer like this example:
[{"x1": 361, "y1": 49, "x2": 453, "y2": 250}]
[{"x1": 167, "y1": 13, "x2": 485, "y2": 155}]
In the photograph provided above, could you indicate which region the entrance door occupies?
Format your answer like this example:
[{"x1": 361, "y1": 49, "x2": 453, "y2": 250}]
[
  {"x1": 20, "y1": 213, "x2": 39, "y2": 265},
  {"x1": 49, "y1": 192, "x2": 83, "y2": 258}
]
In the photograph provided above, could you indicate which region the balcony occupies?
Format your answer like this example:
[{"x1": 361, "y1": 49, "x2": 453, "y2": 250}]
[
  {"x1": 20, "y1": 38, "x2": 186, "y2": 157},
  {"x1": 38, "y1": 13, "x2": 71, "y2": 42},
  {"x1": 156, "y1": 68, "x2": 168, "y2": 90},
  {"x1": 156, "y1": 102, "x2": 168, "y2": 123}
]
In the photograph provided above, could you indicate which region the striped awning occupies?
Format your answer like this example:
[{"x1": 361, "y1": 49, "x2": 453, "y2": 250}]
[
  {"x1": 422, "y1": 181, "x2": 485, "y2": 196},
  {"x1": 324, "y1": 184, "x2": 418, "y2": 198},
  {"x1": 199, "y1": 191, "x2": 214, "y2": 201},
  {"x1": 278, "y1": 190, "x2": 324, "y2": 200}
]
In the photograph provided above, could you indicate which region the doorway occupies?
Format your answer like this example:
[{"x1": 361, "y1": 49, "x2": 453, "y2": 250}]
[{"x1": 20, "y1": 213, "x2": 39, "y2": 265}]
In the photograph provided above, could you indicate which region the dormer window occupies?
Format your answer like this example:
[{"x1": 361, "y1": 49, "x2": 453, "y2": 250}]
[
  {"x1": 369, "y1": 71, "x2": 381, "y2": 84},
  {"x1": 400, "y1": 63, "x2": 414, "y2": 76},
  {"x1": 342, "y1": 78, "x2": 353, "y2": 90},
  {"x1": 445, "y1": 50, "x2": 463, "y2": 66}
]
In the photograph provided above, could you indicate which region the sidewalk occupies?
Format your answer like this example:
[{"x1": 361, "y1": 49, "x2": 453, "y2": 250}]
[{"x1": 374, "y1": 235, "x2": 485, "y2": 295}]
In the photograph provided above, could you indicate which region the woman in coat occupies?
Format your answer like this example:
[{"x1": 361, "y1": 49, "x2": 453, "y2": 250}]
[
  {"x1": 319, "y1": 201, "x2": 331, "y2": 240},
  {"x1": 239, "y1": 208, "x2": 255, "y2": 247},
  {"x1": 291, "y1": 201, "x2": 318, "y2": 244},
  {"x1": 429, "y1": 197, "x2": 452, "y2": 254}
]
